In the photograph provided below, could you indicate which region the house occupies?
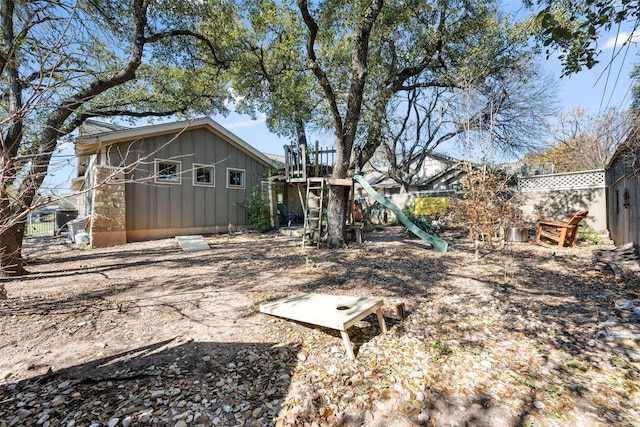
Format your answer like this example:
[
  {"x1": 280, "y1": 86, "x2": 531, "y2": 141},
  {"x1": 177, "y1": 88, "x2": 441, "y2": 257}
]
[
  {"x1": 360, "y1": 150, "x2": 463, "y2": 195},
  {"x1": 72, "y1": 117, "x2": 278, "y2": 247},
  {"x1": 355, "y1": 149, "x2": 464, "y2": 221},
  {"x1": 605, "y1": 127, "x2": 640, "y2": 245}
]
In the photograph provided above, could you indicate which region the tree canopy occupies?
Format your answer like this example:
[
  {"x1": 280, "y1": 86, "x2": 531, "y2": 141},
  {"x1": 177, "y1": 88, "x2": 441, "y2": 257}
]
[
  {"x1": 223, "y1": 0, "x2": 544, "y2": 246},
  {"x1": 1, "y1": 0, "x2": 235, "y2": 276},
  {"x1": 522, "y1": 107, "x2": 630, "y2": 173},
  {"x1": 527, "y1": 0, "x2": 640, "y2": 75}
]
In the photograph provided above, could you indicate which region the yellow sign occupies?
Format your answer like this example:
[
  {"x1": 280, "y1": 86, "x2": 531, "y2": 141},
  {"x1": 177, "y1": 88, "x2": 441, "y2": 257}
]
[{"x1": 415, "y1": 197, "x2": 449, "y2": 216}]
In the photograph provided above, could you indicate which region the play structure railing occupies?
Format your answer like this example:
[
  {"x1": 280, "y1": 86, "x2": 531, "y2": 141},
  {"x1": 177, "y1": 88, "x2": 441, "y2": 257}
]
[{"x1": 284, "y1": 142, "x2": 335, "y2": 180}]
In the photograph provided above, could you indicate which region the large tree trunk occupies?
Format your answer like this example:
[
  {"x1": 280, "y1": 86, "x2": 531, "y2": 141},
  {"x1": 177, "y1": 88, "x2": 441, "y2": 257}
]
[
  {"x1": 326, "y1": 184, "x2": 348, "y2": 247},
  {"x1": 0, "y1": 222, "x2": 27, "y2": 277},
  {"x1": 326, "y1": 136, "x2": 352, "y2": 247},
  {"x1": 298, "y1": 0, "x2": 383, "y2": 248}
]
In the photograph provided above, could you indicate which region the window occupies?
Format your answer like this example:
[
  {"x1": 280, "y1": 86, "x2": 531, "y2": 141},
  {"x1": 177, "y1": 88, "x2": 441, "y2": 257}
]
[
  {"x1": 227, "y1": 168, "x2": 245, "y2": 189},
  {"x1": 193, "y1": 164, "x2": 215, "y2": 186},
  {"x1": 155, "y1": 160, "x2": 181, "y2": 184}
]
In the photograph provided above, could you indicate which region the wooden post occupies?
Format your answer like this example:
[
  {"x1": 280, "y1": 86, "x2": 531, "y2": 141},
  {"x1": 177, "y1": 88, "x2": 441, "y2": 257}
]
[
  {"x1": 314, "y1": 140, "x2": 319, "y2": 177},
  {"x1": 300, "y1": 144, "x2": 307, "y2": 179}
]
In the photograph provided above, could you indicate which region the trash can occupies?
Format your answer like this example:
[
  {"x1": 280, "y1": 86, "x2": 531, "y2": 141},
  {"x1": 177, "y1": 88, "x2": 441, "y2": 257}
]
[{"x1": 67, "y1": 216, "x2": 89, "y2": 242}]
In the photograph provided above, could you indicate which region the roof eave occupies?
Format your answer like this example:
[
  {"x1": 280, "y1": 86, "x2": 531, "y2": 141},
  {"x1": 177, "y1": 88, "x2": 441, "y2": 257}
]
[{"x1": 76, "y1": 117, "x2": 277, "y2": 168}]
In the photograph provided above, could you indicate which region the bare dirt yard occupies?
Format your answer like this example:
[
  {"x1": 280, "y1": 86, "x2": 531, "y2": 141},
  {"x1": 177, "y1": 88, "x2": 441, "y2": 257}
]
[{"x1": 1, "y1": 228, "x2": 640, "y2": 427}]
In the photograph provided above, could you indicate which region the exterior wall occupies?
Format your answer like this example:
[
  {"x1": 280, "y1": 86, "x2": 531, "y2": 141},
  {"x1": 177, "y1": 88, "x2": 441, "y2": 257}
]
[
  {"x1": 100, "y1": 127, "x2": 268, "y2": 241},
  {"x1": 361, "y1": 152, "x2": 453, "y2": 195},
  {"x1": 359, "y1": 191, "x2": 454, "y2": 224},
  {"x1": 606, "y1": 152, "x2": 640, "y2": 245},
  {"x1": 519, "y1": 170, "x2": 607, "y2": 232},
  {"x1": 90, "y1": 166, "x2": 127, "y2": 247},
  {"x1": 359, "y1": 170, "x2": 608, "y2": 233}
]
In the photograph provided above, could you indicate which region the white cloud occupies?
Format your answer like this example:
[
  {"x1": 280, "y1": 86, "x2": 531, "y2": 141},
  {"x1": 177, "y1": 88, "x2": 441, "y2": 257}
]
[
  {"x1": 603, "y1": 31, "x2": 640, "y2": 50},
  {"x1": 221, "y1": 113, "x2": 267, "y2": 129}
]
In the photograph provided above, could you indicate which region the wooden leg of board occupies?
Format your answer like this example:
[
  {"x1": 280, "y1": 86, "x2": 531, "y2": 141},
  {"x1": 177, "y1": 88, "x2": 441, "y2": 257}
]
[
  {"x1": 340, "y1": 330, "x2": 355, "y2": 360},
  {"x1": 375, "y1": 308, "x2": 387, "y2": 333}
]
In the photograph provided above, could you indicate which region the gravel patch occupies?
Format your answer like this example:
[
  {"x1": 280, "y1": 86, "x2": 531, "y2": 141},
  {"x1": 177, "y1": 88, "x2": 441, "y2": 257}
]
[{"x1": 1, "y1": 228, "x2": 639, "y2": 426}]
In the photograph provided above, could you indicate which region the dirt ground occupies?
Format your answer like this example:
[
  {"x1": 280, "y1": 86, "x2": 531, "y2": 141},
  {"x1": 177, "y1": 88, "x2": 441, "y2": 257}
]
[{"x1": 1, "y1": 228, "x2": 640, "y2": 426}]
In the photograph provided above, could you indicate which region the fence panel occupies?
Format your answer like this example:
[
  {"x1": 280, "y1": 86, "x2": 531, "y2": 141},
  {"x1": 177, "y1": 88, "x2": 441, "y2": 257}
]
[{"x1": 24, "y1": 218, "x2": 55, "y2": 236}]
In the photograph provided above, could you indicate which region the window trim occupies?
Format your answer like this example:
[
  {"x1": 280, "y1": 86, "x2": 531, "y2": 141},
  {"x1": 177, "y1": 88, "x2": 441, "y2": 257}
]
[
  {"x1": 193, "y1": 163, "x2": 215, "y2": 187},
  {"x1": 227, "y1": 168, "x2": 246, "y2": 189},
  {"x1": 155, "y1": 159, "x2": 182, "y2": 184}
]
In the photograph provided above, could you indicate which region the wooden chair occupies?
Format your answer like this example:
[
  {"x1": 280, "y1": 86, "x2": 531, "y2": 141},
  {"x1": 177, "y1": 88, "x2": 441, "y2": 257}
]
[{"x1": 535, "y1": 210, "x2": 588, "y2": 247}]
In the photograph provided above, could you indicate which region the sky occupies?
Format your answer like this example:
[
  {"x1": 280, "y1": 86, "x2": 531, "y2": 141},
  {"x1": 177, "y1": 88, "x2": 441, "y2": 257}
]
[{"x1": 43, "y1": 5, "x2": 639, "y2": 195}]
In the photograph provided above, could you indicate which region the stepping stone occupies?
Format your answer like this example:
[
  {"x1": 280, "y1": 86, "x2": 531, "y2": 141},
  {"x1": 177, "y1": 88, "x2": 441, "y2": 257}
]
[{"x1": 175, "y1": 235, "x2": 210, "y2": 251}]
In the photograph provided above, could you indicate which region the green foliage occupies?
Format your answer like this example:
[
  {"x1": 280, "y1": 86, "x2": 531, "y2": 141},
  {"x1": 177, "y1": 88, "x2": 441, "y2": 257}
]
[
  {"x1": 528, "y1": 0, "x2": 640, "y2": 75},
  {"x1": 567, "y1": 360, "x2": 588, "y2": 372},
  {"x1": 236, "y1": 186, "x2": 273, "y2": 232},
  {"x1": 578, "y1": 224, "x2": 603, "y2": 245},
  {"x1": 546, "y1": 385, "x2": 563, "y2": 398},
  {"x1": 433, "y1": 341, "x2": 452, "y2": 355},
  {"x1": 395, "y1": 209, "x2": 438, "y2": 238},
  {"x1": 516, "y1": 376, "x2": 536, "y2": 389}
]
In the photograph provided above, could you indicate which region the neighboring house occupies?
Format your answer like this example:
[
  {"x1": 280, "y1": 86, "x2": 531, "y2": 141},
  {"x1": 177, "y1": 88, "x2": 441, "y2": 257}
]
[
  {"x1": 360, "y1": 150, "x2": 463, "y2": 196},
  {"x1": 72, "y1": 117, "x2": 278, "y2": 247},
  {"x1": 605, "y1": 131, "x2": 640, "y2": 245}
]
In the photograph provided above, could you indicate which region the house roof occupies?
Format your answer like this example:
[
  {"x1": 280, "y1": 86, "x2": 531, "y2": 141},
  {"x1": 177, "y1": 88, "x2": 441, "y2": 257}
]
[
  {"x1": 363, "y1": 149, "x2": 462, "y2": 189},
  {"x1": 367, "y1": 164, "x2": 465, "y2": 189},
  {"x1": 264, "y1": 153, "x2": 286, "y2": 168},
  {"x1": 80, "y1": 119, "x2": 130, "y2": 135},
  {"x1": 606, "y1": 123, "x2": 640, "y2": 170},
  {"x1": 76, "y1": 117, "x2": 279, "y2": 168}
]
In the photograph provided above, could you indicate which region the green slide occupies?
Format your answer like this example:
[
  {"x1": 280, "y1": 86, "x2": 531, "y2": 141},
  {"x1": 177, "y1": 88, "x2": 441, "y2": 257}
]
[{"x1": 352, "y1": 174, "x2": 448, "y2": 253}]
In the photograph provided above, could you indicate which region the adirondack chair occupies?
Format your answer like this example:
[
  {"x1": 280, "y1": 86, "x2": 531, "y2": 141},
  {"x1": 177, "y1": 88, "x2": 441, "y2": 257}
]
[{"x1": 535, "y1": 210, "x2": 589, "y2": 247}]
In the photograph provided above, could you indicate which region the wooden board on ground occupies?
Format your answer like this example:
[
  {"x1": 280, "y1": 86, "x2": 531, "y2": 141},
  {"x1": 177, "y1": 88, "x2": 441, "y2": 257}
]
[
  {"x1": 259, "y1": 293, "x2": 387, "y2": 359},
  {"x1": 175, "y1": 235, "x2": 210, "y2": 251}
]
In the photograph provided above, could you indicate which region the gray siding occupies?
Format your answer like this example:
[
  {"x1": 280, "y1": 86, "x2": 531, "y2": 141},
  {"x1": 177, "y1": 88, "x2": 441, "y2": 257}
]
[
  {"x1": 606, "y1": 152, "x2": 640, "y2": 245},
  {"x1": 103, "y1": 127, "x2": 268, "y2": 232}
]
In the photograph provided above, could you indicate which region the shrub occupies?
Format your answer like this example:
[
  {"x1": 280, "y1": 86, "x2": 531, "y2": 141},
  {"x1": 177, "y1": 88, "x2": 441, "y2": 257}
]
[
  {"x1": 397, "y1": 209, "x2": 438, "y2": 237},
  {"x1": 236, "y1": 186, "x2": 273, "y2": 232},
  {"x1": 578, "y1": 224, "x2": 603, "y2": 245}
]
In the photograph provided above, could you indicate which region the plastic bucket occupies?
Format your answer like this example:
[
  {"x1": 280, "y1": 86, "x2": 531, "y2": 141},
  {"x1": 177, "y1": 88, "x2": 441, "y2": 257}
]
[
  {"x1": 505, "y1": 227, "x2": 528, "y2": 242},
  {"x1": 74, "y1": 232, "x2": 90, "y2": 245}
]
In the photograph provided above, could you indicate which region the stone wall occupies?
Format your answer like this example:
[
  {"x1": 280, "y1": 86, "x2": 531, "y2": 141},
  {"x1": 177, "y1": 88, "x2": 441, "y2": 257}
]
[{"x1": 90, "y1": 166, "x2": 127, "y2": 247}]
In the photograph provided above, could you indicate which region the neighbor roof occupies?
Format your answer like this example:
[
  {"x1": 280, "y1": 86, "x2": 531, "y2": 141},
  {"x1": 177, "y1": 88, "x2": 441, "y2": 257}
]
[{"x1": 76, "y1": 117, "x2": 279, "y2": 168}]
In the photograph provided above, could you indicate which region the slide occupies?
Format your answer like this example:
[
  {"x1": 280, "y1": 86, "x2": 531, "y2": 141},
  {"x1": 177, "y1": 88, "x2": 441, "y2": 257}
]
[{"x1": 352, "y1": 174, "x2": 448, "y2": 253}]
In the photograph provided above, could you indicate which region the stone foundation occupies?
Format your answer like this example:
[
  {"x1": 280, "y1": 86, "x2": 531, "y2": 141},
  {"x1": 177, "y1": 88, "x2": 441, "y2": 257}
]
[{"x1": 90, "y1": 166, "x2": 127, "y2": 247}]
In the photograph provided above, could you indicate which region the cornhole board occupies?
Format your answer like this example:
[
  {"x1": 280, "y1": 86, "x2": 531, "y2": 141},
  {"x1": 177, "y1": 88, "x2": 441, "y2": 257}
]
[
  {"x1": 259, "y1": 293, "x2": 387, "y2": 359},
  {"x1": 175, "y1": 235, "x2": 210, "y2": 251}
]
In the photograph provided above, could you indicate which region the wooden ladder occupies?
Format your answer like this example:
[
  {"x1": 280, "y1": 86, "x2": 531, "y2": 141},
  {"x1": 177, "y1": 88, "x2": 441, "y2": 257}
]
[{"x1": 303, "y1": 178, "x2": 326, "y2": 248}]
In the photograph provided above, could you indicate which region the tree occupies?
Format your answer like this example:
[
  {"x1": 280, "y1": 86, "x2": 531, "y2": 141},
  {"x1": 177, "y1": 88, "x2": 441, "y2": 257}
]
[
  {"x1": 371, "y1": 62, "x2": 557, "y2": 192},
  {"x1": 448, "y1": 165, "x2": 523, "y2": 258},
  {"x1": 227, "y1": 0, "x2": 317, "y2": 148},
  {"x1": 527, "y1": 0, "x2": 640, "y2": 75},
  {"x1": 631, "y1": 64, "x2": 640, "y2": 117},
  {"x1": 523, "y1": 107, "x2": 631, "y2": 172},
  {"x1": 295, "y1": 0, "x2": 384, "y2": 247},
  {"x1": 1, "y1": 0, "x2": 234, "y2": 277},
  {"x1": 288, "y1": 0, "x2": 539, "y2": 247}
]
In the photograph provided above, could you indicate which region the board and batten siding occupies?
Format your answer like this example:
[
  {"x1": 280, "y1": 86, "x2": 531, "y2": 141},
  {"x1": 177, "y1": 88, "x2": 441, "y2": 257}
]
[
  {"x1": 103, "y1": 127, "x2": 268, "y2": 241},
  {"x1": 606, "y1": 151, "x2": 640, "y2": 246}
]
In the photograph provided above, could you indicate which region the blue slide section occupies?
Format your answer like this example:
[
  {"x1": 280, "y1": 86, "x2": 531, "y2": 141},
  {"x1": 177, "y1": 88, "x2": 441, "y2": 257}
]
[{"x1": 352, "y1": 174, "x2": 448, "y2": 253}]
